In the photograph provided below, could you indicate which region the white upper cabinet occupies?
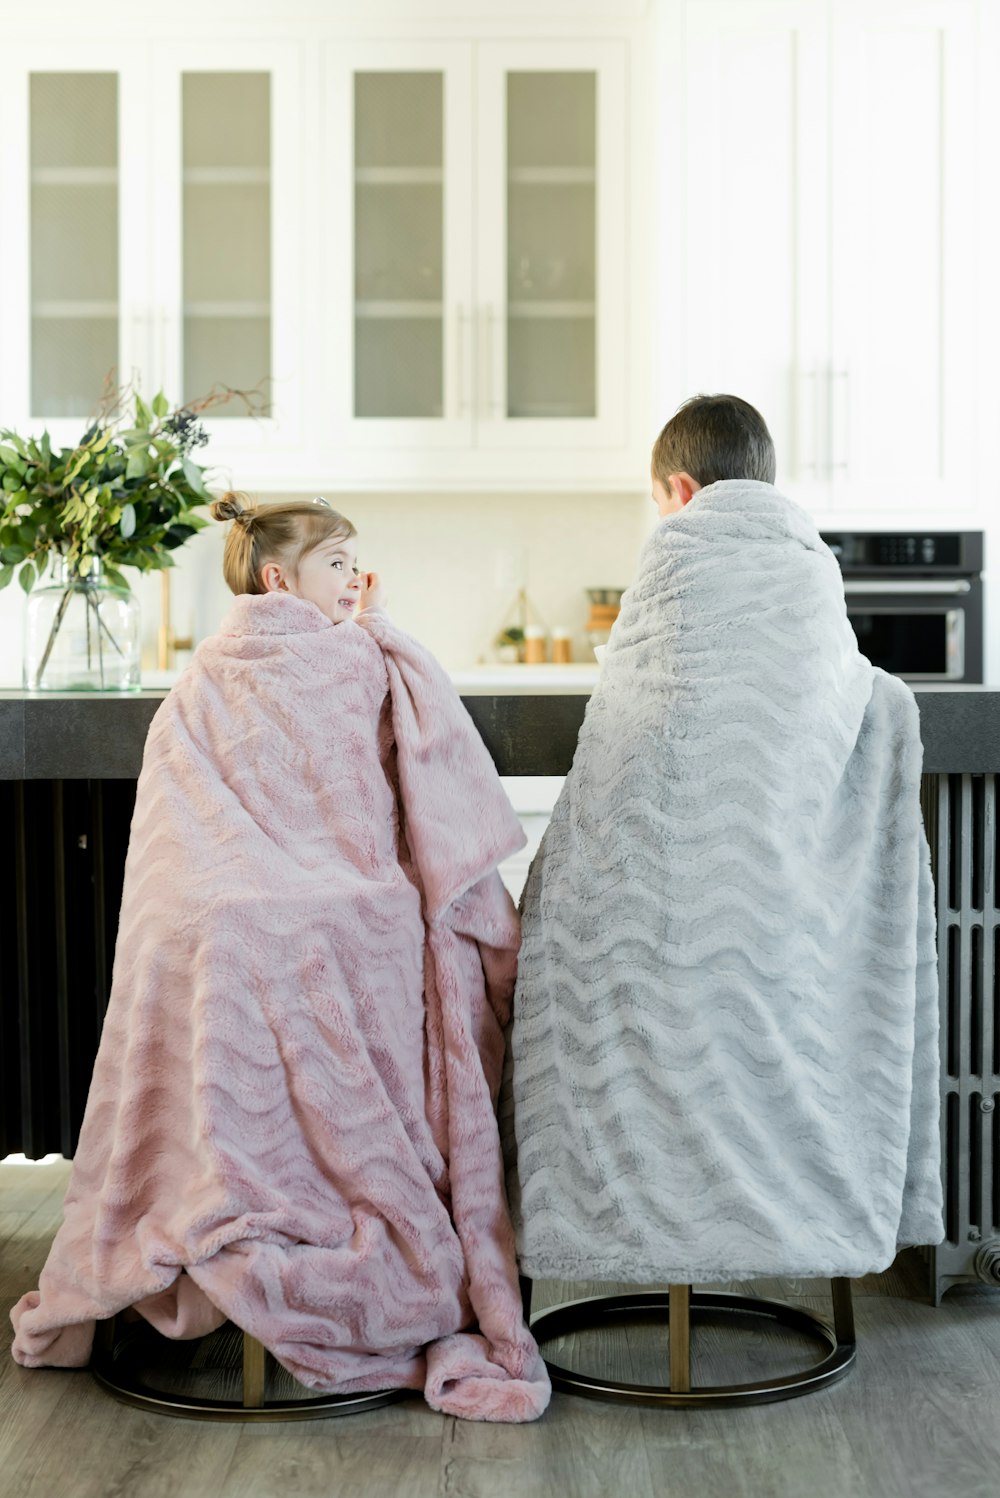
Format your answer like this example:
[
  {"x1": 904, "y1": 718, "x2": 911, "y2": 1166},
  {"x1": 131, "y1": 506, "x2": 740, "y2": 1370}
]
[
  {"x1": 0, "y1": 42, "x2": 305, "y2": 467},
  {"x1": 149, "y1": 43, "x2": 307, "y2": 466},
  {"x1": 828, "y1": 0, "x2": 979, "y2": 514},
  {"x1": 475, "y1": 42, "x2": 627, "y2": 451},
  {"x1": 325, "y1": 37, "x2": 631, "y2": 486},
  {"x1": 324, "y1": 42, "x2": 474, "y2": 454},
  {"x1": 0, "y1": 43, "x2": 150, "y2": 450},
  {"x1": 680, "y1": 0, "x2": 981, "y2": 519}
]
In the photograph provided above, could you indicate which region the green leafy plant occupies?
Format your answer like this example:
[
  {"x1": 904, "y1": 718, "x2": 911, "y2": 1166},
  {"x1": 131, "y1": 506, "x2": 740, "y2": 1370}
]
[
  {"x1": 0, "y1": 381, "x2": 266, "y2": 686},
  {"x1": 495, "y1": 626, "x2": 525, "y2": 647},
  {"x1": 0, "y1": 386, "x2": 224, "y2": 598}
]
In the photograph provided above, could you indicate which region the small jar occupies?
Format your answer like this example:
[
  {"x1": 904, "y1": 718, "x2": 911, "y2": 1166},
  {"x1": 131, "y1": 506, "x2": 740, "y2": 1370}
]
[
  {"x1": 523, "y1": 626, "x2": 546, "y2": 664},
  {"x1": 551, "y1": 628, "x2": 572, "y2": 664}
]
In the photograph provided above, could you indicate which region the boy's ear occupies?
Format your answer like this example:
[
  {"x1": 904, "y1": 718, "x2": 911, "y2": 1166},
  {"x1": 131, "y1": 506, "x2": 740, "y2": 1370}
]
[{"x1": 671, "y1": 472, "x2": 702, "y2": 508}]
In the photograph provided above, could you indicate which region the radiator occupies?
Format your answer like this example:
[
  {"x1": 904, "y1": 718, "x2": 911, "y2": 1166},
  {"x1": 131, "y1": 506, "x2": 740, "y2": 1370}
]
[
  {"x1": 923, "y1": 773, "x2": 1000, "y2": 1301},
  {"x1": 0, "y1": 779, "x2": 135, "y2": 1160}
]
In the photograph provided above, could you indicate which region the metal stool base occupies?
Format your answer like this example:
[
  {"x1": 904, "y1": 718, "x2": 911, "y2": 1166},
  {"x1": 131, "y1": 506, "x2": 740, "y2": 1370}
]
[
  {"x1": 90, "y1": 1318, "x2": 407, "y2": 1423},
  {"x1": 530, "y1": 1288, "x2": 857, "y2": 1408}
]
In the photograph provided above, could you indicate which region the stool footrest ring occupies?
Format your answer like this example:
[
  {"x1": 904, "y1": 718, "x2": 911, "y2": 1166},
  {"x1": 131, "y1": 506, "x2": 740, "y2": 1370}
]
[
  {"x1": 529, "y1": 1287, "x2": 856, "y2": 1408},
  {"x1": 90, "y1": 1317, "x2": 407, "y2": 1422}
]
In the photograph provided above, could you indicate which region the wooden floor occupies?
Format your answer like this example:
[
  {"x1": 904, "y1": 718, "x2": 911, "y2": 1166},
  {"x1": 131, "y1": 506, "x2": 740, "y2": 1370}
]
[{"x1": 2, "y1": 1159, "x2": 999, "y2": 1498}]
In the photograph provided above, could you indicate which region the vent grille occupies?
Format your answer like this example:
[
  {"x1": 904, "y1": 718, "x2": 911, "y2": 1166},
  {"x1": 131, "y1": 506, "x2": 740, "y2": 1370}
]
[{"x1": 924, "y1": 772, "x2": 1000, "y2": 1300}]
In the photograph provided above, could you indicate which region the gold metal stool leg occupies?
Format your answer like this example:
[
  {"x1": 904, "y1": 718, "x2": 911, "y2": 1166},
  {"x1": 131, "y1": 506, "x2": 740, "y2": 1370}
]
[
  {"x1": 668, "y1": 1285, "x2": 691, "y2": 1392},
  {"x1": 242, "y1": 1333, "x2": 267, "y2": 1409}
]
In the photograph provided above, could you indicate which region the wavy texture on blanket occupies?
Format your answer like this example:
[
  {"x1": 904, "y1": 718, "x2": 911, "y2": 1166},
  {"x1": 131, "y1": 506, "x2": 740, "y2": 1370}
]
[
  {"x1": 502, "y1": 479, "x2": 944, "y2": 1283},
  {"x1": 11, "y1": 594, "x2": 549, "y2": 1423}
]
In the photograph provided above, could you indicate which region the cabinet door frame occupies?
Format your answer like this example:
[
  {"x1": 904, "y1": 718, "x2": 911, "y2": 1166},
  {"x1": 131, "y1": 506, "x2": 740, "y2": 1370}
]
[
  {"x1": 678, "y1": 0, "x2": 830, "y2": 513},
  {"x1": 828, "y1": 0, "x2": 980, "y2": 516},
  {"x1": 323, "y1": 40, "x2": 475, "y2": 457},
  {"x1": 147, "y1": 41, "x2": 307, "y2": 465},
  {"x1": 0, "y1": 41, "x2": 151, "y2": 449},
  {"x1": 475, "y1": 38, "x2": 628, "y2": 451}
]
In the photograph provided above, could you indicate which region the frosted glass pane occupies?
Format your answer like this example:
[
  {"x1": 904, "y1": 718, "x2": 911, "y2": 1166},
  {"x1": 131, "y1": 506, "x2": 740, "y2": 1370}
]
[
  {"x1": 507, "y1": 317, "x2": 595, "y2": 419},
  {"x1": 184, "y1": 184, "x2": 270, "y2": 301},
  {"x1": 353, "y1": 73, "x2": 444, "y2": 419},
  {"x1": 182, "y1": 73, "x2": 270, "y2": 416},
  {"x1": 32, "y1": 318, "x2": 117, "y2": 418},
  {"x1": 30, "y1": 73, "x2": 119, "y2": 417},
  {"x1": 184, "y1": 318, "x2": 270, "y2": 406},
  {"x1": 508, "y1": 73, "x2": 595, "y2": 170},
  {"x1": 506, "y1": 72, "x2": 596, "y2": 420},
  {"x1": 355, "y1": 185, "x2": 442, "y2": 301},
  {"x1": 355, "y1": 319, "x2": 442, "y2": 419},
  {"x1": 508, "y1": 184, "x2": 595, "y2": 303},
  {"x1": 31, "y1": 186, "x2": 118, "y2": 301},
  {"x1": 355, "y1": 73, "x2": 441, "y2": 169},
  {"x1": 31, "y1": 73, "x2": 116, "y2": 168},
  {"x1": 182, "y1": 73, "x2": 270, "y2": 168}
]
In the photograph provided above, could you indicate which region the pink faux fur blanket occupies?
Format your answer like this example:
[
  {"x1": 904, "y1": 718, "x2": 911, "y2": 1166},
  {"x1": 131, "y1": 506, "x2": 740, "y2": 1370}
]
[{"x1": 10, "y1": 593, "x2": 550, "y2": 1423}]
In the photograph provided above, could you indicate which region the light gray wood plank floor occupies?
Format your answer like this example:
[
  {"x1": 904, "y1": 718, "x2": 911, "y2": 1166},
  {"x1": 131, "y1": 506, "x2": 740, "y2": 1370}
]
[{"x1": 2, "y1": 1159, "x2": 998, "y2": 1498}]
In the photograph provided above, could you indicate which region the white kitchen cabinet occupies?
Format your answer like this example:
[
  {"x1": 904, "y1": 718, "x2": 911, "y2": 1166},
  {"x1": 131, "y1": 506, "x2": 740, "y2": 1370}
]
[
  {"x1": 679, "y1": 0, "x2": 981, "y2": 519},
  {"x1": 324, "y1": 38, "x2": 631, "y2": 486},
  {"x1": 0, "y1": 43, "x2": 150, "y2": 451},
  {"x1": 1, "y1": 12, "x2": 644, "y2": 492},
  {"x1": 0, "y1": 42, "x2": 305, "y2": 464},
  {"x1": 148, "y1": 43, "x2": 307, "y2": 465}
]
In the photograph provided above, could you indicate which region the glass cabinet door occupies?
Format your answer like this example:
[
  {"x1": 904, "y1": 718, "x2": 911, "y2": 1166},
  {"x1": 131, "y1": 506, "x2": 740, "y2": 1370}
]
[
  {"x1": 150, "y1": 45, "x2": 304, "y2": 451},
  {"x1": 181, "y1": 72, "x2": 272, "y2": 417},
  {"x1": 29, "y1": 72, "x2": 119, "y2": 420},
  {"x1": 505, "y1": 71, "x2": 596, "y2": 420},
  {"x1": 477, "y1": 43, "x2": 627, "y2": 448},
  {"x1": 326, "y1": 43, "x2": 473, "y2": 451},
  {"x1": 0, "y1": 46, "x2": 149, "y2": 439},
  {"x1": 354, "y1": 71, "x2": 444, "y2": 419}
]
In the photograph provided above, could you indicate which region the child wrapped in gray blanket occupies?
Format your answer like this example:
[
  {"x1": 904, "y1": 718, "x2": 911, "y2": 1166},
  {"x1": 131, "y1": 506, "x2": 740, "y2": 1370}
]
[{"x1": 504, "y1": 394, "x2": 944, "y2": 1285}]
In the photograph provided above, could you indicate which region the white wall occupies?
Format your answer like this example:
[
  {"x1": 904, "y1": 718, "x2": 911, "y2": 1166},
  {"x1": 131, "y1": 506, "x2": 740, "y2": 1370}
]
[{"x1": 0, "y1": 488, "x2": 652, "y2": 685}]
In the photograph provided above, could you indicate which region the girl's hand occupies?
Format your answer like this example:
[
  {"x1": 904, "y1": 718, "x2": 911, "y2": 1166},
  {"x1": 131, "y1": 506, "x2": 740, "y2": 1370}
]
[{"x1": 357, "y1": 570, "x2": 386, "y2": 614}]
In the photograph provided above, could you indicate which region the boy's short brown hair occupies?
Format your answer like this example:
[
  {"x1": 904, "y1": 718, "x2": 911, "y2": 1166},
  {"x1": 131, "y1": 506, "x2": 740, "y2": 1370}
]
[{"x1": 652, "y1": 394, "x2": 776, "y2": 489}]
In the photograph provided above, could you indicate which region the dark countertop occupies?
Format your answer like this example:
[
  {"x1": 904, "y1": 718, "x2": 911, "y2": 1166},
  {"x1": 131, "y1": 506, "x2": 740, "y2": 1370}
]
[{"x1": 0, "y1": 686, "x2": 998, "y2": 778}]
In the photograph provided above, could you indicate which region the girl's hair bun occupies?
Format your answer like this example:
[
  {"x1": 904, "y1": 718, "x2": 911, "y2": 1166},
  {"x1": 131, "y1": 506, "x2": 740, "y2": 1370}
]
[{"x1": 210, "y1": 490, "x2": 253, "y2": 523}]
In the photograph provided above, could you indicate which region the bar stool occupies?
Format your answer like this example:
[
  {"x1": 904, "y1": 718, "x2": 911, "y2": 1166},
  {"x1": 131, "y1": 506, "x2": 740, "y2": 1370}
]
[
  {"x1": 90, "y1": 1314, "x2": 406, "y2": 1421},
  {"x1": 521, "y1": 1277, "x2": 856, "y2": 1407}
]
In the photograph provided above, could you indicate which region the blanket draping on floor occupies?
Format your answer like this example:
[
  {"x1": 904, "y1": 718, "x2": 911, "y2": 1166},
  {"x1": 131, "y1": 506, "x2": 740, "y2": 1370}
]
[
  {"x1": 503, "y1": 479, "x2": 944, "y2": 1284},
  {"x1": 11, "y1": 594, "x2": 549, "y2": 1423}
]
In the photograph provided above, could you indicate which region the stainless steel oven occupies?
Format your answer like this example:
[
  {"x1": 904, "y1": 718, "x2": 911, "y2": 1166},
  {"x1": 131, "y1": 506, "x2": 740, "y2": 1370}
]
[{"x1": 821, "y1": 531, "x2": 984, "y2": 683}]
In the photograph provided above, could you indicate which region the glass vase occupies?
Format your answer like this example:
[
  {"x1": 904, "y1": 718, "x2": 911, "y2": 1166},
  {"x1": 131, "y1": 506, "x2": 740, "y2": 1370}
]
[{"x1": 23, "y1": 556, "x2": 141, "y2": 691}]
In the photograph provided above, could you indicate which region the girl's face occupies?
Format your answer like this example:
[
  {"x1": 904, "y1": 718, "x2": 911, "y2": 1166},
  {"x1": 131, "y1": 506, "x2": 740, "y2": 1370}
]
[
  {"x1": 294, "y1": 535, "x2": 362, "y2": 624},
  {"x1": 262, "y1": 534, "x2": 362, "y2": 624}
]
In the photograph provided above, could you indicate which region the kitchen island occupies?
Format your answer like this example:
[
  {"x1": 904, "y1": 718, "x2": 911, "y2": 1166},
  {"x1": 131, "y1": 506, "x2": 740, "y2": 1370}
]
[{"x1": 1, "y1": 686, "x2": 998, "y2": 1304}]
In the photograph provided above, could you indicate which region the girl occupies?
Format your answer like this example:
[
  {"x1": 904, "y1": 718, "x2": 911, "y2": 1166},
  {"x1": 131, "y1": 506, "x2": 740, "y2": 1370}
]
[{"x1": 11, "y1": 494, "x2": 549, "y2": 1423}]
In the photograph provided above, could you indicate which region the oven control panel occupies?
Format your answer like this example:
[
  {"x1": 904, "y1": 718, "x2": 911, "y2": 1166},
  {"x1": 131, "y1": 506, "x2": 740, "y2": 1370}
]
[{"x1": 821, "y1": 532, "x2": 977, "y2": 573}]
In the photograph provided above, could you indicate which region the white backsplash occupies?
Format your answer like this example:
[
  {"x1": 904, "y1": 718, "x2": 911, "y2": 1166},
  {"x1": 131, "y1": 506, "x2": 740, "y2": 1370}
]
[{"x1": 0, "y1": 489, "x2": 652, "y2": 686}]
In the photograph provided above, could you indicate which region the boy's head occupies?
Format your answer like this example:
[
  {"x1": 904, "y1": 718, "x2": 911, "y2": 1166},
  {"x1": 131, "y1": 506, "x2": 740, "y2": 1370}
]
[
  {"x1": 211, "y1": 493, "x2": 362, "y2": 624},
  {"x1": 651, "y1": 394, "x2": 776, "y2": 516}
]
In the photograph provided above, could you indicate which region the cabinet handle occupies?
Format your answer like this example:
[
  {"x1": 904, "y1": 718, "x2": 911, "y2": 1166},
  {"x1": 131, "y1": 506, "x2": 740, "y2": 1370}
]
[
  {"x1": 128, "y1": 308, "x2": 149, "y2": 389},
  {"x1": 801, "y1": 367, "x2": 821, "y2": 474},
  {"x1": 456, "y1": 305, "x2": 469, "y2": 416},
  {"x1": 831, "y1": 369, "x2": 849, "y2": 473},
  {"x1": 483, "y1": 303, "x2": 502, "y2": 418}
]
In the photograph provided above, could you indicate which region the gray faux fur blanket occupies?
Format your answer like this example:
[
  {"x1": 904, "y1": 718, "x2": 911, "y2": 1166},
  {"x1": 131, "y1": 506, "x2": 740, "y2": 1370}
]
[{"x1": 503, "y1": 479, "x2": 944, "y2": 1282}]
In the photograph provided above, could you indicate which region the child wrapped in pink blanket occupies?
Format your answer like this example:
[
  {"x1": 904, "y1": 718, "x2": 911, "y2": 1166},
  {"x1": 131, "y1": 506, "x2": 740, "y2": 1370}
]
[{"x1": 10, "y1": 495, "x2": 550, "y2": 1423}]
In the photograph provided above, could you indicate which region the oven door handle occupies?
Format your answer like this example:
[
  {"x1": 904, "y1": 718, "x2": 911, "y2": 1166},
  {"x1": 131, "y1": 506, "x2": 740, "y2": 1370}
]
[{"x1": 842, "y1": 580, "x2": 972, "y2": 596}]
